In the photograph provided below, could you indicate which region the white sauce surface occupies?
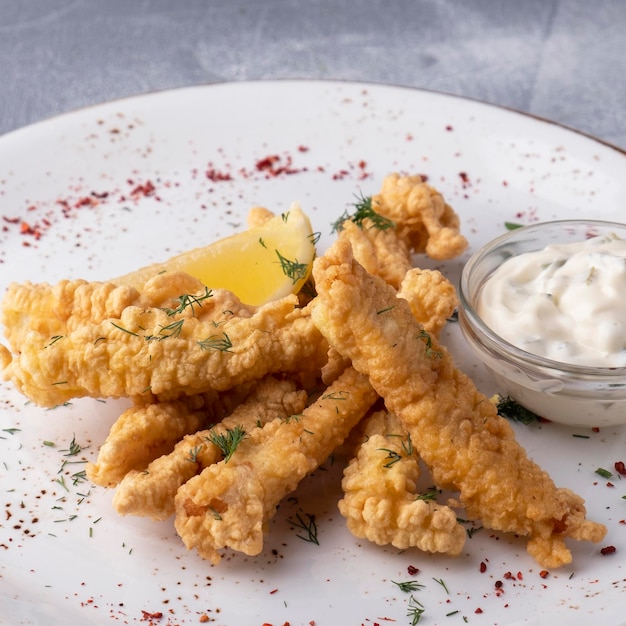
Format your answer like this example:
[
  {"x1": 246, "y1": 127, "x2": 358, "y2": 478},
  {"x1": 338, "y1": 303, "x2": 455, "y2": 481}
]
[{"x1": 478, "y1": 233, "x2": 626, "y2": 367}]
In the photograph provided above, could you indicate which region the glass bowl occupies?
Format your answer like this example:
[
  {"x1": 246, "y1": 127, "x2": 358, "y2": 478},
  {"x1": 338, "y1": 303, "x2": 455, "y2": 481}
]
[{"x1": 458, "y1": 219, "x2": 626, "y2": 428}]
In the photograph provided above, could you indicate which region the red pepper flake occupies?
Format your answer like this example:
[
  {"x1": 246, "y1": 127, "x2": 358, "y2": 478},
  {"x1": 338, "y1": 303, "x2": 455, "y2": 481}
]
[
  {"x1": 269, "y1": 588, "x2": 279, "y2": 594},
  {"x1": 539, "y1": 570, "x2": 549, "y2": 579},
  {"x1": 130, "y1": 180, "x2": 156, "y2": 197},
  {"x1": 607, "y1": 482, "x2": 615, "y2": 488},
  {"x1": 75, "y1": 196, "x2": 96, "y2": 208},
  {"x1": 141, "y1": 610, "x2": 163, "y2": 621},
  {"x1": 199, "y1": 616, "x2": 209, "y2": 623},
  {"x1": 475, "y1": 607, "x2": 483, "y2": 614},
  {"x1": 615, "y1": 461, "x2": 626, "y2": 475},
  {"x1": 206, "y1": 167, "x2": 233, "y2": 182},
  {"x1": 494, "y1": 580, "x2": 503, "y2": 589},
  {"x1": 502, "y1": 571, "x2": 513, "y2": 580},
  {"x1": 407, "y1": 565, "x2": 420, "y2": 576},
  {"x1": 459, "y1": 171, "x2": 471, "y2": 188},
  {"x1": 297, "y1": 145, "x2": 309, "y2": 152},
  {"x1": 479, "y1": 561, "x2": 487, "y2": 573},
  {"x1": 601, "y1": 545, "x2": 617, "y2": 555}
]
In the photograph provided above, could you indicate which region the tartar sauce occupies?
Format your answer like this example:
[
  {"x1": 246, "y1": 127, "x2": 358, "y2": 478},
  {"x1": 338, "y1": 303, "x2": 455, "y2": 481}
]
[{"x1": 478, "y1": 233, "x2": 626, "y2": 367}]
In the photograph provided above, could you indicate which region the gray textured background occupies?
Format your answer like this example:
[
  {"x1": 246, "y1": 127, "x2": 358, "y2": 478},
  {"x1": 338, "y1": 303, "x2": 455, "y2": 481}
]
[{"x1": 1, "y1": 0, "x2": 625, "y2": 147}]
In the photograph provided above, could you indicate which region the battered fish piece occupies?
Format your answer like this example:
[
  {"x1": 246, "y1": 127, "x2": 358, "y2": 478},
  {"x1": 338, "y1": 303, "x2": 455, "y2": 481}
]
[
  {"x1": 397, "y1": 268, "x2": 458, "y2": 337},
  {"x1": 174, "y1": 366, "x2": 378, "y2": 563},
  {"x1": 0, "y1": 273, "x2": 224, "y2": 353},
  {"x1": 372, "y1": 173, "x2": 468, "y2": 260},
  {"x1": 311, "y1": 239, "x2": 606, "y2": 569},
  {"x1": 340, "y1": 410, "x2": 466, "y2": 555},
  {"x1": 2, "y1": 293, "x2": 327, "y2": 407},
  {"x1": 87, "y1": 393, "x2": 217, "y2": 488},
  {"x1": 113, "y1": 376, "x2": 308, "y2": 520},
  {"x1": 338, "y1": 219, "x2": 412, "y2": 289}
]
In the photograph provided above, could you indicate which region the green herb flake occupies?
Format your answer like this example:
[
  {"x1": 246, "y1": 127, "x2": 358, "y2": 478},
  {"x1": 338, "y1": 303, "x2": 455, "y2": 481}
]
[
  {"x1": 206, "y1": 425, "x2": 246, "y2": 462},
  {"x1": 596, "y1": 467, "x2": 613, "y2": 479}
]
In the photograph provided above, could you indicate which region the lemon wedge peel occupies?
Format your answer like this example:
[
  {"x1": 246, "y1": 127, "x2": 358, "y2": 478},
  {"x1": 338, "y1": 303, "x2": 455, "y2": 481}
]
[{"x1": 115, "y1": 202, "x2": 317, "y2": 307}]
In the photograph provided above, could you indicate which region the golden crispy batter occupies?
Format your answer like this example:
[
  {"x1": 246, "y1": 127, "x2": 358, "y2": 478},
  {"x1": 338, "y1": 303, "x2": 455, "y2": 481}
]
[
  {"x1": 247, "y1": 206, "x2": 275, "y2": 228},
  {"x1": 2, "y1": 291, "x2": 328, "y2": 407},
  {"x1": 1, "y1": 272, "x2": 250, "y2": 354},
  {"x1": 113, "y1": 376, "x2": 308, "y2": 520},
  {"x1": 86, "y1": 393, "x2": 217, "y2": 488},
  {"x1": 339, "y1": 410, "x2": 466, "y2": 555},
  {"x1": 373, "y1": 173, "x2": 468, "y2": 260},
  {"x1": 397, "y1": 268, "x2": 458, "y2": 336},
  {"x1": 174, "y1": 366, "x2": 378, "y2": 563},
  {"x1": 338, "y1": 219, "x2": 412, "y2": 289},
  {"x1": 310, "y1": 239, "x2": 606, "y2": 568},
  {"x1": 1, "y1": 280, "x2": 140, "y2": 353}
]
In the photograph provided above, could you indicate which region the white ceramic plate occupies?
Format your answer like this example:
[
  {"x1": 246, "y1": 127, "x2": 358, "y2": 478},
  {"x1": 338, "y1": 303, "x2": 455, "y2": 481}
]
[{"x1": 1, "y1": 80, "x2": 625, "y2": 626}]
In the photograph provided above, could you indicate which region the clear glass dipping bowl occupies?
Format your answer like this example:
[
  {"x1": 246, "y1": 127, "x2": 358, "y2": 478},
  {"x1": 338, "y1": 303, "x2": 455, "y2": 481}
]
[{"x1": 458, "y1": 219, "x2": 626, "y2": 428}]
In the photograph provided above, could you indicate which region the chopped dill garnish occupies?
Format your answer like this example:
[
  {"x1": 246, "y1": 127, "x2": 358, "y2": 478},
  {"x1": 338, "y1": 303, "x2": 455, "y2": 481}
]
[
  {"x1": 206, "y1": 425, "x2": 246, "y2": 462},
  {"x1": 596, "y1": 467, "x2": 613, "y2": 479},
  {"x1": 276, "y1": 250, "x2": 309, "y2": 284},
  {"x1": 110, "y1": 322, "x2": 139, "y2": 336},
  {"x1": 407, "y1": 595, "x2": 426, "y2": 624},
  {"x1": 145, "y1": 318, "x2": 184, "y2": 341},
  {"x1": 332, "y1": 193, "x2": 396, "y2": 233},
  {"x1": 378, "y1": 448, "x2": 403, "y2": 468},
  {"x1": 44, "y1": 335, "x2": 64, "y2": 348},
  {"x1": 417, "y1": 329, "x2": 442, "y2": 359},
  {"x1": 392, "y1": 580, "x2": 425, "y2": 593},
  {"x1": 288, "y1": 511, "x2": 319, "y2": 545},
  {"x1": 161, "y1": 287, "x2": 213, "y2": 316},
  {"x1": 197, "y1": 333, "x2": 233, "y2": 352},
  {"x1": 415, "y1": 487, "x2": 439, "y2": 501},
  {"x1": 187, "y1": 445, "x2": 203, "y2": 463}
]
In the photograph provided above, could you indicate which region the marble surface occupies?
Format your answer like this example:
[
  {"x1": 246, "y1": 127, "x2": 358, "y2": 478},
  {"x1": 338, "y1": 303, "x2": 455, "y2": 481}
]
[{"x1": 0, "y1": 0, "x2": 625, "y2": 148}]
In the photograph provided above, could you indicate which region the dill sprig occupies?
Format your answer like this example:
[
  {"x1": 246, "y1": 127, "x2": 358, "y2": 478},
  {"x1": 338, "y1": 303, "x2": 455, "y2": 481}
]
[
  {"x1": 288, "y1": 511, "x2": 319, "y2": 545},
  {"x1": 206, "y1": 425, "x2": 246, "y2": 462},
  {"x1": 393, "y1": 580, "x2": 425, "y2": 593},
  {"x1": 161, "y1": 287, "x2": 213, "y2": 316},
  {"x1": 197, "y1": 333, "x2": 233, "y2": 352},
  {"x1": 407, "y1": 595, "x2": 426, "y2": 624},
  {"x1": 415, "y1": 487, "x2": 439, "y2": 501},
  {"x1": 276, "y1": 250, "x2": 309, "y2": 284},
  {"x1": 331, "y1": 193, "x2": 396, "y2": 232},
  {"x1": 417, "y1": 329, "x2": 442, "y2": 359}
]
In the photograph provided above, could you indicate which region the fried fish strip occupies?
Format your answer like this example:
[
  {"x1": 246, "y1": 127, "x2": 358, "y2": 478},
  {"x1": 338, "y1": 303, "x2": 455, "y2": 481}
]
[
  {"x1": 0, "y1": 273, "x2": 226, "y2": 352},
  {"x1": 372, "y1": 173, "x2": 468, "y2": 260},
  {"x1": 311, "y1": 239, "x2": 606, "y2": 568},
  {"x1": 2, "y1": 293, "x2": 327, "y2": 407},
  {"x1": 86, "y1": 393, "x2": 218, "y2": 488},
  {"x1": 338, "y1": 219, "x2": 412, "y2": 289},
  {"x1": 174, "y1": 366, "x2": 378, "y2": 563},
  {"x1": 113, "y1": 376, "x2": 308, "y2": 520},
  {"x1": 339, "y1": 410, "x2": 466, "y2": 555}
]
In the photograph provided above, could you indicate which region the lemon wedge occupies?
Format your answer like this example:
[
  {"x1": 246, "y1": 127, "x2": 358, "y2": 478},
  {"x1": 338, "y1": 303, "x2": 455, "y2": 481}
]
[{"x1": 116, "y1": 202, "x2": 316, "y2": 306}]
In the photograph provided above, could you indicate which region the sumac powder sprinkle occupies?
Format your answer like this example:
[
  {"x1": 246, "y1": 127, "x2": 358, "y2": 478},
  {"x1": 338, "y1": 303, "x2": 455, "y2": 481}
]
[
  {"x1": 479, "y1": 561, "x2": 487, "y2": 573},
  {"x1": 494, "y1": 580, "x2": 503, "y2": 589},
  {"x1": 601, "y1": 545, "x2": 617, "y2": 555},
  {"x1": 539, "y1": 570, "x2": 549, "y2": 579}
]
